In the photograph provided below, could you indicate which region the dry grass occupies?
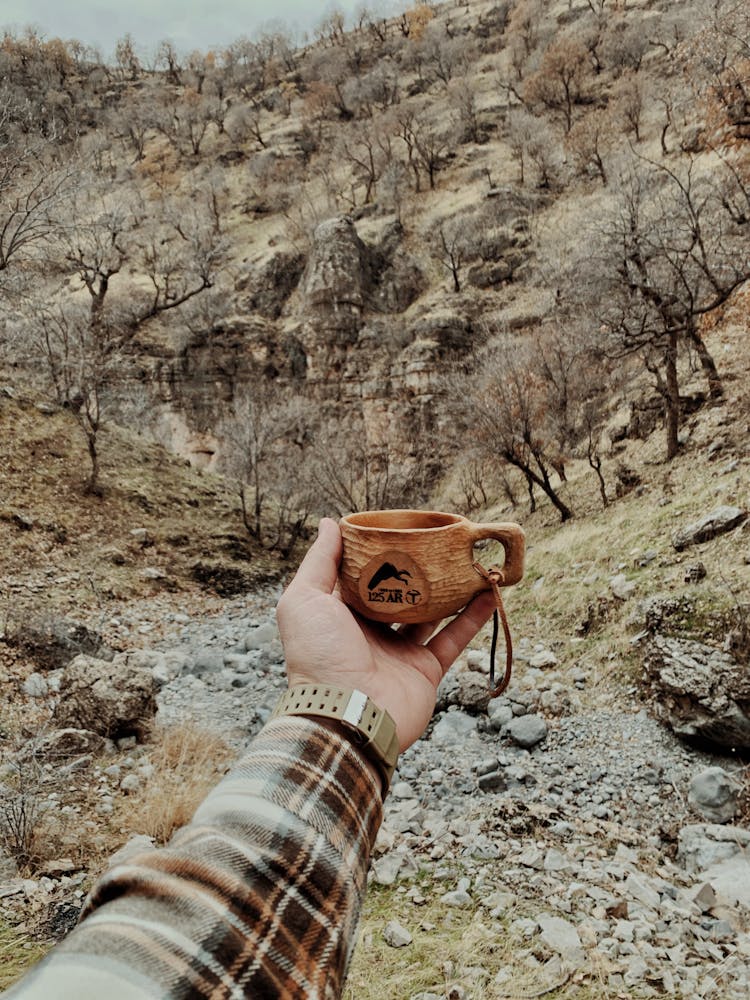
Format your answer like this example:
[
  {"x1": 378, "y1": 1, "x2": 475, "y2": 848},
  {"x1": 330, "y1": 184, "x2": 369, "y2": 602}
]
[
  {"x1": 346, "y1": 880, "x2": 654, "y2": 1000},
  {"x1": 461, "y1": 391, "x2": 750, "y2": 699},
  {"x1": 114, "y1": 723, "x2": 234, "y2": 845},
  {"x1": 0, "y1": 387, "x2": 282, "y2": 626}
]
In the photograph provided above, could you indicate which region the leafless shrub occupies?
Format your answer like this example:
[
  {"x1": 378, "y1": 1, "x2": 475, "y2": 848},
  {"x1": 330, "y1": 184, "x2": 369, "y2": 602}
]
[{"x1": 0, "y1": 752, "x2": 50, "y2": 870}]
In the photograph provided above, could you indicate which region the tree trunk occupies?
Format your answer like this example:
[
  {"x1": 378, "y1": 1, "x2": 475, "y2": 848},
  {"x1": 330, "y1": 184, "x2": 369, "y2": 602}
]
[
  {"x1": 507, "y1": 454, "x2": 573, "y2": 521},
  {"x1": 660, "y1": 120, "x2": 669, "y2": 156},
  {"x1": 588, "y1": 449, "x2": 608, "y2": 507},
  {"x1": 690, "y1": 327, "x2": 724, "y2": 399},
  {"x1": 248, "y1": 457, "x2": 263, "y2": 539},
  {"x1": 84, "y1": 431, "x2": 101, "y2": 495},
  {"x1": 664, "y1": 331, "x2": 680, "y2": 459},
  {"x1": 525, "y1": 472, "x2": 536, "y2": 513},
  {"x1": 239, "y1": 483, "x2": 256, "y2": 537},
  {"x1": 451, "y1": 262, "x2": 460, "y2": 292}
]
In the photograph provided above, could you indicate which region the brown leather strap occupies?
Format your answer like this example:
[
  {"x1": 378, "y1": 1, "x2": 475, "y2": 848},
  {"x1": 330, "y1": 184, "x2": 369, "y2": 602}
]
[{"x1": 473, "y1": 562, "x2": 514, "y2": 698}]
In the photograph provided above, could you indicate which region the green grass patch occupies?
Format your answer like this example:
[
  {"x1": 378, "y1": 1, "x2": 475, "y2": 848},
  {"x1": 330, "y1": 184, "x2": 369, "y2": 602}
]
[{"x1": 0, "y1": 920, "x2": 47, "y2": 991}]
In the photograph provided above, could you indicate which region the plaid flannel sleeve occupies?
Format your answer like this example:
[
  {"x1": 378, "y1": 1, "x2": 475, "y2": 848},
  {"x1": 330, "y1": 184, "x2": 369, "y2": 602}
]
[{"x1": 4, "y1": 716, "x2": 383, "y2": 1000}]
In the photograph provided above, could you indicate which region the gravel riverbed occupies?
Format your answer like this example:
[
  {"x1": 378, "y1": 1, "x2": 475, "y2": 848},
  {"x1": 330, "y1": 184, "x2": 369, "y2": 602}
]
[{"x1": 126, "y1": 592, "x2": 750, "y2": 1000}]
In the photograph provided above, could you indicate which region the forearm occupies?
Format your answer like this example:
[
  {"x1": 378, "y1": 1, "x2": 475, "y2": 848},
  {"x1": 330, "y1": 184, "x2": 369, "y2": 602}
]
[{"x1": 5, "y1": 717, "x2": 383, "y2": 1000}]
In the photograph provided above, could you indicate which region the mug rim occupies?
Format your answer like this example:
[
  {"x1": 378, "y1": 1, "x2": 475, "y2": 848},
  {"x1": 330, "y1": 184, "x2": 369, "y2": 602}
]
[{"x1": 341, "y1": 509, "x2": 464, "y2": 532}]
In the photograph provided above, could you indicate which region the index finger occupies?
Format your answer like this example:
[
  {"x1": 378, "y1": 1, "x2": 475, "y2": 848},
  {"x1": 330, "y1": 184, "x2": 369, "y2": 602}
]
[{"x1": 426, "y1": 590, "x2": 497, "y2": 675}]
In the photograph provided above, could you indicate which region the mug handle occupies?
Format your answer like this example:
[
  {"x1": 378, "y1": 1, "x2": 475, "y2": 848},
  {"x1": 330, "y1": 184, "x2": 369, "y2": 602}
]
[{"x1": 469, "y1": 522, "x2": 526, "y2": 586}]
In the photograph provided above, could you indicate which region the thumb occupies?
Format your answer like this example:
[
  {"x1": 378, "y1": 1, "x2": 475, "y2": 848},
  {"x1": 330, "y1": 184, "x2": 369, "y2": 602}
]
[{"x1": 288, "y1": 517, "x2": 343, "y2": 596}]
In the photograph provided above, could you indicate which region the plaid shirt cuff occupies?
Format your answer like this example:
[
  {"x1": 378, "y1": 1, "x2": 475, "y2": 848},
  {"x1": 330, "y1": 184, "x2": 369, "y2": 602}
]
[{"x1": 9, "y1": 717, "x2": 383, "y2": 1000}]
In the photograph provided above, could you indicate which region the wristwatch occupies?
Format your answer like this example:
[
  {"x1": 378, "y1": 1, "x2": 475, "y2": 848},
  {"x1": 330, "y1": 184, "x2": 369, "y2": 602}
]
[{"x1": 270, "y1": 684, "x2": 400, "y2": 791}]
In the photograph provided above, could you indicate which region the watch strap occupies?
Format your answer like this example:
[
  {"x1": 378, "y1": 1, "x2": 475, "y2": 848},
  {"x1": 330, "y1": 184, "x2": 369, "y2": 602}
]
[{"x1": 271, "y1": 684, "x2": 399, "y2": 790}]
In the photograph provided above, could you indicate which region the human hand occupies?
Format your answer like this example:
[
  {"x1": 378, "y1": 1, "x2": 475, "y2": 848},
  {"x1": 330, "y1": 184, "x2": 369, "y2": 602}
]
[{"x1": 276, "y1": 517, "x2": 497, "y2": 752}]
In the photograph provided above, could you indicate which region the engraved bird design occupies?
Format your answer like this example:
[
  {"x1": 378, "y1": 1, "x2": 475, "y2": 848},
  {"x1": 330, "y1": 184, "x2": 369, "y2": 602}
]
[{"x1": 367, "y1": 563, "x2": 412, "y2": 590}]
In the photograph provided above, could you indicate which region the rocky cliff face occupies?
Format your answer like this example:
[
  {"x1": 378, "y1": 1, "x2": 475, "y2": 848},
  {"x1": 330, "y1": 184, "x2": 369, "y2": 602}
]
[
  {"x1": 143, "y1": 212, "x2": 488, "y2": 470},
  {"x1": 137, "y1": 172, "x2": 537, "y2": 473}
]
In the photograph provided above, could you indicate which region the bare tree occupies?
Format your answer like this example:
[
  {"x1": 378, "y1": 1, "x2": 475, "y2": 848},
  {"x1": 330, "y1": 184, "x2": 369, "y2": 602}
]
[
  {"x1": 687, "y1": 0, "x2": 750, "y2": 142},
  {"x1": 223, "y1": 380, "x2": 283, "y2": 540},
  {"x1": 506, "y1": 108, "x2": 537, "y2": 184},
  {"x1": 450, "y1": 79, "x2": 483, "y2": 144},
  {"x1": 417, "y1": 23, "x2": 473, "y2": 88},
  {"x1": 524, "y1": 35, "x2": 593, "y2": 133},
  {"x1": 114, "y1": 34, "x2": 141, "y2": 81},
  {"x1": 339, "y1": 119, "x2": 394, "y2": 204},
  {"x1": 18, "y1": 180, "x2": 224, "y2": 492},
  {"x1": 0, "y1": 144, "x2": 72, "y2": 271},
  {"x1": 221, "y1": 383, "x2": 313, "y2": 551},
  {"x1": 396, "y1": 105, "x2": 454, "y2": 191},
  {"x1": 526, "y1": 130, "x2": 560, "y2": 189},
  {"x1": 26, "y1": 299, "x2": 123, "y2": 494},
  {"x1": 435, "y1": 219, "x2": 469, "y2": 292},
  {"x1": 156, "y1": 40, "x2": 181, "y2": 84},
  {"x1": 506, "y1": 0, "x2": 544, "y2": 61},
  {"x1": 594, "y1": 158, "x2": 750, "y2": 458},
  {"x1": 463, "y1": 334, "x2": 574, "y2": 521},
  {"x1": 310, "y1": 414, "x2": 433, "y2": 516},
  {"x1": 565, "y1": 107, "x2": 612, "y2": 185},
  {"x1": 613, "y1": 70, "x2": 643, "y2": 143},
  {"x1": 315, "y1": 8, "x2": 347, "y2": 47},
  {"x1": 152, "y1": 87, "x2": 218, "y2": 157},
  {"x1": 131, "y1": 208, "x2": 222, "y2": 328},
  {"x1": 302, "y1": 46, "x2": 355, "y2": 120}
]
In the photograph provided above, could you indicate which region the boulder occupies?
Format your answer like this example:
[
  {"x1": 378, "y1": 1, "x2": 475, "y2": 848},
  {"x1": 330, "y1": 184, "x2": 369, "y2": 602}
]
[
  {"x1": 383, "y1": 919, "x2": 412, "y2": 948},
  {"x1": 610, "y1": 574, "x2": 636, "y2": 601},
  {"x1": 53, "y1": 654, "x2": 156, "y2": 740},
  {"x1": 19, "y1": 728, "x2": 106, "y2": 762},
  {"x1": 245, "y1": 622, "x2": 277, "y2": 651},
  {"x1": 455, "y1": 668, "x2": 492, "y2": 713},
  {"x1": 643, "y1": 634, "x2": 750, "y2": 750},
  {"x1": 677, "y1": 823, "x2": 750, "y2": 873},
  {"x1": 538, "y1": 913, "x2": 585, "y2": 967},
  {"x1": 701, "y1": 857, "x2": 750, "y2": 909},
  {"x1": 672, "y1": 506, "x2": 747, "y2": 551},
  {"x1": 23, "y1": 673, "x2": 49, "y2": 698},
  {"x1": 487, "y1": 698, "x2": 514, "y2": 732},
  {"x1": 302, "y1": 216, "x2": 368, "y2": 342},
  {"x1": 529, "y1": 648, "x2": 558, "y2": 669},
  {"x1": 431, "y1": 711, "x2": 478, "y2": 746},
  {"x1": 689, "y1": 767, "x2": 741, "y2": 823},
  {"x1": 11, "y1": 618, "x2": 110, "y2": 672},
  {"x1": 506, "y1": 714, "x2": 548, "y2": 749}
]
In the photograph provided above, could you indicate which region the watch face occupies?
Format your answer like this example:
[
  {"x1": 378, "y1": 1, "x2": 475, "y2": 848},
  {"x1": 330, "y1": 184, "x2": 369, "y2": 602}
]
[{"x1": 358, "y1": 549, "x2": 431, "y2": 615}]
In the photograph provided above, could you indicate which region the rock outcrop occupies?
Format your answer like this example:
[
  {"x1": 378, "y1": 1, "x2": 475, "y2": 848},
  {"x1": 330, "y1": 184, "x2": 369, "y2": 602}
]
[
  {"x1": 53, "y1": 654, "x2": 157, "y2": 740},
  {"x1": 643, "y1": 634, "x2": 750, "y2": 750},
  {"x1": 672, "y1": 506, "x2": 747, "y2": 551},
  {"x1": 302, "y1": 216, "x2": 370, "y2": 346}
]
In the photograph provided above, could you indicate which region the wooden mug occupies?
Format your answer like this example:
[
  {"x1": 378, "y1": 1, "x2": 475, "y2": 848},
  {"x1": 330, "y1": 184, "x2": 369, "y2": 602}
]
[{"x1": 339, "y1": 509, "x2": 525, "y2": 624}]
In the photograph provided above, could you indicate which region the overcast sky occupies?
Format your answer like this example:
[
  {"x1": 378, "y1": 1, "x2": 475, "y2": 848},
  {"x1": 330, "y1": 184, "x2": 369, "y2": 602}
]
[{"x1": 0, "y1": 1, "x2": 404, "y2": 59}]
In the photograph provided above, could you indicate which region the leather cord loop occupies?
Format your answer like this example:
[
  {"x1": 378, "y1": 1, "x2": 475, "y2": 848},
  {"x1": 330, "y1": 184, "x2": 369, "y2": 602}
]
[{"x1": 472, "y1": 562, "x2": 514, "y2": 699}]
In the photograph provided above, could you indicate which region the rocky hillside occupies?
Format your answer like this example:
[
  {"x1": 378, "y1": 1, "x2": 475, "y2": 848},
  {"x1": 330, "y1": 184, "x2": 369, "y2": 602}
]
[
  {"x1": 2, "y1": 0, "x2": 748, "y2": 515},
  {"x1": 1, "y1": 1, "x2": 749, "y2": 996}
]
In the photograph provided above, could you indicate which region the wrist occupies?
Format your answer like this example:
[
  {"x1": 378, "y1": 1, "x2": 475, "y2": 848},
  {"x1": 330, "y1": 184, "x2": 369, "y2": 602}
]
[{"x1": 270, "y1": 684, "x2": 399, "y2": 796}]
